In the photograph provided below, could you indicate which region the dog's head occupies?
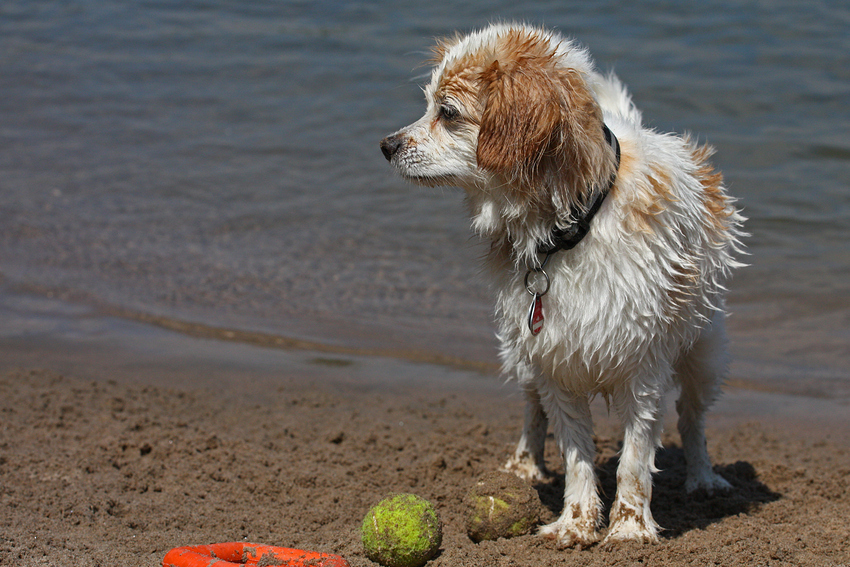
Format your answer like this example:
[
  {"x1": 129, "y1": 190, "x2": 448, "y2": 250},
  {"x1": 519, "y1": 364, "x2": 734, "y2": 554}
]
[{"x1": 381, "y1": 24, "x2": 618, "y2": 209}]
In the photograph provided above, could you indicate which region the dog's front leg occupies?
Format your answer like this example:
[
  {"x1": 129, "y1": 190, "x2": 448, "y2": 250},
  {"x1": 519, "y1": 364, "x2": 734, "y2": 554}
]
[
  {"x1": 605, "y1": 378, "x2": 667, "y2": 544},
  {"x1": 503, "y1": 383, "x2": 550, "y2": 482},
  {"x1": 536, "y1": 383, "x2": 601, "y2": 548}
]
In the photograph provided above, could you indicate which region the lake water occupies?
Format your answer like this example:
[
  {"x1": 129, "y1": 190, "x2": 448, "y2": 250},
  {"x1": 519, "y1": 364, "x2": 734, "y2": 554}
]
[{"x1": 1, "y1": 0, "x2": 848, "y2": 399}]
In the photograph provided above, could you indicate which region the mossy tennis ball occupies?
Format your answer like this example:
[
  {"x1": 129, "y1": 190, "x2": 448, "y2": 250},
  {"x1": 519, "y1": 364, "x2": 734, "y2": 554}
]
[
  {"x1": 361, "y1": 493, "x2": 442, "y2": 567},
  {"x1": 463, "y1": 471, "x2": 542, "y2": 542}
]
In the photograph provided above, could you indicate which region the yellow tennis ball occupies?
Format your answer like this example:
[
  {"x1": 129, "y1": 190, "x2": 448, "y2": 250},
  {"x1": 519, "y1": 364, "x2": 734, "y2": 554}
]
[
  {"x1": 464, "y1": 471, "x2": 541, "y2": 542},
  {"x1": 361, "y1": 493, "x2": 442, "y2": 567}
]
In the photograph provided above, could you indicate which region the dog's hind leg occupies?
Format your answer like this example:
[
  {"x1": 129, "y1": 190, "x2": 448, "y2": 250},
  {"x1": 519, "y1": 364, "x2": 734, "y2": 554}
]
[
  {"x1": 503, "y1": 382, "x2": 550, "y2": 482},
  {"x1": 675, "y1": 311, "x2": 733, "y2": 494}
]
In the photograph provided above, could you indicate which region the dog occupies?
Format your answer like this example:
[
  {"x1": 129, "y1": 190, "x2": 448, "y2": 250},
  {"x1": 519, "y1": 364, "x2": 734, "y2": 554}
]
[{"x1": 380, "y1": 23, "x2": 745, "y2": 547}]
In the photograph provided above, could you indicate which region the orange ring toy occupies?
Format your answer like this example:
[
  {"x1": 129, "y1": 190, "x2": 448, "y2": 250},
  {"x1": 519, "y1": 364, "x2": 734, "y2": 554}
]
[{"x1": 163, "y1": 542, "x2": 350, "y2": 567}]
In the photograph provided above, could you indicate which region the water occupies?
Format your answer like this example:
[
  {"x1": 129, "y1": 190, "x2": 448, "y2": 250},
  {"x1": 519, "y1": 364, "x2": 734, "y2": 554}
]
[{"x1": 2, "y1": 0, "x2": 848, "y2": 397}]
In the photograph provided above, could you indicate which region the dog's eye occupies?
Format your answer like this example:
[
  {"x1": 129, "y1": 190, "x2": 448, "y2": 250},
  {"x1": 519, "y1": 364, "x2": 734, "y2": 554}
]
[{"x1": 439, "y1": 104, "x2": 461, "y2": 122}]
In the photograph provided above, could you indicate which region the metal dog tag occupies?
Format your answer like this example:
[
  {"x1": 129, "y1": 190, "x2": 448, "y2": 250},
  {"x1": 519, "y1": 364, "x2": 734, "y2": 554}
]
[{"x1": 528, "y1": 294, "x2": 544, "y2": 335}]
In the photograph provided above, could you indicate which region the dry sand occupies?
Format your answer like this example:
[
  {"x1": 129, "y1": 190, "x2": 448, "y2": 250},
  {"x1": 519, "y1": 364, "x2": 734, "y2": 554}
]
[{"x1": 1, "y1": 353, "x2": 849, "y2": 567}]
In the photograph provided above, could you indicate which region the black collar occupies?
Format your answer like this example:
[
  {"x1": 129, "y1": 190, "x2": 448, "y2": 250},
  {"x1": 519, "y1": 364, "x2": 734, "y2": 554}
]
[{"x1": 536, "y1": 124, "x2": 621, "y2": 255}]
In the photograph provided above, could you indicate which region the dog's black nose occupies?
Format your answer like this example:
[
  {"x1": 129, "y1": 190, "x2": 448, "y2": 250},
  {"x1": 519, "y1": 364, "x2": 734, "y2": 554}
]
[{"x1": 380, "y1": 134, "x2": 404, "y2": 161}]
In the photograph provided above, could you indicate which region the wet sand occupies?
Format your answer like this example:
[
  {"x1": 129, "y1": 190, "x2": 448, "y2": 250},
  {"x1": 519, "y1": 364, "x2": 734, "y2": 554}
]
[{"x1": 1, "y1": 308, "x2": 849, "y2": 567}]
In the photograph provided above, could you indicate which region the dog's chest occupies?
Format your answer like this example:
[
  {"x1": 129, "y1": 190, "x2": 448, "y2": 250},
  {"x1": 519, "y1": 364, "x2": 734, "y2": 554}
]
[{"x1": 493, "y1": 247, "x2": 672, "y2": 385}]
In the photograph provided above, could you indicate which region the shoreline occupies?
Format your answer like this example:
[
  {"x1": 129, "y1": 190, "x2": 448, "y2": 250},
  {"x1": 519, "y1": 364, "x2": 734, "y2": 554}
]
[{"x1": 2, "y1": 286, "x2": 848, "y2": 441}]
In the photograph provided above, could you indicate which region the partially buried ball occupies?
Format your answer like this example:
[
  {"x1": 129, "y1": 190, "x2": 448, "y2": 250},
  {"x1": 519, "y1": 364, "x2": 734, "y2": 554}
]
[
  {"x1": 361, "y1": 493, "x2": 442, "y2": 567},
  {"x1": 463, "y1": 471, "x2": 542, "y2": 542}
]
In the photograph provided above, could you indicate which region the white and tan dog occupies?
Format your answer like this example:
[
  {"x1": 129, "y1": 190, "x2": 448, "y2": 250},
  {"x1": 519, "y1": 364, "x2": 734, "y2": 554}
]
[{"x1": 380, "y1": 23, "x2": 745, "y2": 547}]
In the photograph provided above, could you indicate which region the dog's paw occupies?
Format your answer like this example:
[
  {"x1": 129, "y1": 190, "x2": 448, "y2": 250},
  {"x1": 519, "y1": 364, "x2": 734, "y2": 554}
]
[
  {"x1": 501, "y1": 454, "x2": 550, "y2": 483},
  {"x1": 538, "y1": 518, "x2": 600, "y2": 549},
  {"x1": 604, "y1": 504, "x2": 660, "y2": 545},
  {"x1": 603, "y1": 518, "x2": 660, "y2": 545},
  {"x1": 685, "y1": 469, "x2": 732, "y2": 495}
]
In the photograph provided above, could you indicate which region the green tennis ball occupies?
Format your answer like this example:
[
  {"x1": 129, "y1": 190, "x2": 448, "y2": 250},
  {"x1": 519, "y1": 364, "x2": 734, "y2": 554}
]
[
  {"x1": 361, "y1": 493, "x2": 442, "y2": 567},
  {"x1": 464, "y1": 471, "x2": 541, "y2": 542}
]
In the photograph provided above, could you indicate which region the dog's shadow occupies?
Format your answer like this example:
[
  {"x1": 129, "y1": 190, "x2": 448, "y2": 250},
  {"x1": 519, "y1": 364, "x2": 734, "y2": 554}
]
[{"x1": 534, "y1": 443, "x2": 780, "y2": 539}]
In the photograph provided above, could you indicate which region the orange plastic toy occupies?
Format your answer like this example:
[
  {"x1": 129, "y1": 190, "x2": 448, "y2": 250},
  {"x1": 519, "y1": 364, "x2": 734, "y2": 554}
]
[{"x1": 162, "y1": 542, "x2": 350, "y2": 567}]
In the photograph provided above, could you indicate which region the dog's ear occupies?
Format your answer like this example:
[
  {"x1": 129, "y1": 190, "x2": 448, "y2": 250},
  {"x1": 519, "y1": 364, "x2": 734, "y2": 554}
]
[
  {"x1": 476, "y1": 60, "x2": 560, "y2": 181},
  {"x1": 477, "y1": 58, "x2": 610, "y2": 203}
]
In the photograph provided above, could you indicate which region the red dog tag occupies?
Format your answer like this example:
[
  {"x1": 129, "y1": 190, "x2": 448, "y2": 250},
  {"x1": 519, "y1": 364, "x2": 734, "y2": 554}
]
[{"x1": 528, "y1": 294, "x2": 544, "y2": 335}]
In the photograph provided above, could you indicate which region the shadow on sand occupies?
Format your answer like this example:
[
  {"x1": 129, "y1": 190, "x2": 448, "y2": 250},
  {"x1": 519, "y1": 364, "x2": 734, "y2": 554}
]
[{"x1": 534, "y1": 443, "x2": 781, "y2": 539}]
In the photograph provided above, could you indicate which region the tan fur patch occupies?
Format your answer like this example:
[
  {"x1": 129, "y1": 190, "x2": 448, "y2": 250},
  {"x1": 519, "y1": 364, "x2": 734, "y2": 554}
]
[
  {"x1": 626, "y1": 164, "x2": 675, "y2": 234},
  {"x1": 690, "y1": 142, "x2": 733, "y2": 233}
]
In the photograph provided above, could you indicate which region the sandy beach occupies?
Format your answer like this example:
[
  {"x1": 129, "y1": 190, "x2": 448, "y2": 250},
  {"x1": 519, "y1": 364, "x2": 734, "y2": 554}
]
[{"x1": 1, "y1": 313, "x2": 848, "y2": 567}]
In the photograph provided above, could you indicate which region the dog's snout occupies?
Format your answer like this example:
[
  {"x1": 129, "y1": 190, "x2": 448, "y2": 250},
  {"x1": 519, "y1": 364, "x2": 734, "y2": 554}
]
[{"x1": 380, "y1": 134, "x2": 404, "y2": 161}]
